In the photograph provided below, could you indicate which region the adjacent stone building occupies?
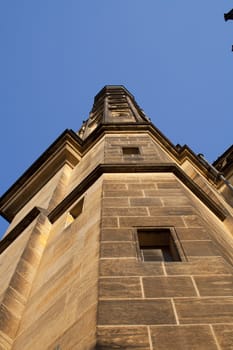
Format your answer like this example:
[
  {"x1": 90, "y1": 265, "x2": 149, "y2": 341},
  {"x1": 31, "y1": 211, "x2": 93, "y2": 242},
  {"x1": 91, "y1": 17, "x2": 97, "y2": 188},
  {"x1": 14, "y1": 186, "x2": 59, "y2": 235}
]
[{"x1": 0, "y1": 86, "x2": 233, "y2": 349}]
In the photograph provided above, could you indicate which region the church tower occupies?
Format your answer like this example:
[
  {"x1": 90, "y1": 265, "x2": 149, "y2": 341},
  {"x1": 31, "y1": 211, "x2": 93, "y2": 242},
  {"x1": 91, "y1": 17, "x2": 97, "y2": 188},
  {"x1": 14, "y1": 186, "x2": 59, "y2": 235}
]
[{"x1": 0, "y1": 86, "x2": 233, "y2": 349}]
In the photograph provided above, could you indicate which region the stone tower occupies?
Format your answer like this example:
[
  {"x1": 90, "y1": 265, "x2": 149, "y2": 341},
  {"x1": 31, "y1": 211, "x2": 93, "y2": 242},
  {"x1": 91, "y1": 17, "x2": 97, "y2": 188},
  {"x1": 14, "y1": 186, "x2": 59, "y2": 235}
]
[{"x1": 0, "y1": 86, "x2": 233, "y2": 350}]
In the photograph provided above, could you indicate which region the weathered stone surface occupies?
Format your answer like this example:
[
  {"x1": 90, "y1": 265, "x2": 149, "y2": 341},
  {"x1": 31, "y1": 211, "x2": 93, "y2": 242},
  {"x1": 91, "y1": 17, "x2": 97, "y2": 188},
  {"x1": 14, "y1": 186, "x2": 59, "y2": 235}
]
[
  {"x1": 12, "y1": 295, "x2": 67, "y2": 350},
  {"x1": 0, "y1": 304, "x2": 20, "y2": 339},
  {"x1": 2, "y1": 287, "x2": 26, "y2": 316},
  {"x1": 127, "y1": 183, "x2": 156, "y2": 190},
  {"x1": 160, "y1": 196, "x2": 192, "y2": 207},
  {"x1": 150, "y1": 325, "x2": 218, "y2": 350},
  {"x1": 99, "y1": 277, "x2": 142, "y2": 298},
  {"x1": 98, "y1": 299, "x2": 176, "y2": 325},
  {"x1": 181, "y1": 241, "x2": 220, "y2": 257},
  {"x1": 148, "y1": 206, "x2": 194, "y2": 216},
  {"x1": 129, "y1": 197, "x2": 162, "y2": 206},
  {"x1": 194, "y1": 275, "x2": 233, "y2": 296},
  {"x1": 213, "y1": 324, "x2": 233, "y2": 350},
  {"x1": 100, "y1": 259, "x2": 164, "y2": 277},
  {"x1": 96, "y1": 326, "x2": 150, "y2": 349},
  {"x1": 157, "y1": 181, "x2": 182, "y2": 189},
  {"x1": 182, "y1": 215, "x2": 204, "y2": 227},
  {"x1": 162, "y1": 197, "x2": 191, "y2": 206},
  {"x1": 102, "y1": 197, "x2": 129, "y2": 208},
  {"x1": 51, "y1": 233, "x2": 75, "y2": 261},
  {"x1": 104, "y1": 190, "x2": 144, "y2": 198},
  {"x1": 22, "y1": 259, "x2": 74, "y2": 323},
  {"x1": 103, "y1": 184, "x2": 127, "y2": 191},
  {"x1": 119, "y1": 216, "x2": 185, "y2": 228},
  {"x1": 101, "y1": 217, "x2": 118, "y2": 228},
  {"x1": 10, "y1": 179, "x2": 102, "y2": 350},
  {"x1": 175, "y1": 227, "x2": 210, "y2": 240},
  {"x1": 101, "y1": 228, "x2": 133, "y2": 241},
  {"x1": 143, "y1": 276, "x2": 197, "y2": 298},
  {"x1": 103, "y1": 207, "x2": 148, "y2": 217},
  {"x1": 0, "y1": 225, "x2": 33, "y2": 297},
  {"x1": 174, "y1": 297, "x2": 233, "y2": 324},
  {"x1": 100, "y1": 242, "x2": 136, "y2": 258},
  {"x1": 144, "y1": 189, "x2": 184, "y2": 197},
  {"x1": 9, "y1": 272, "x2": 31, "y2": 298},
  {"x1": 165, "y1": 258, "x2": 232, "y2": 275}
]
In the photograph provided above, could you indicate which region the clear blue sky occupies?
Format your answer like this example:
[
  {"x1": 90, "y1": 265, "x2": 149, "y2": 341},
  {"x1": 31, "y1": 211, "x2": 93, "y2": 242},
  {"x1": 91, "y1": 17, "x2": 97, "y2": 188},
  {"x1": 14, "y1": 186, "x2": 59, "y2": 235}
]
[{"x1": 0, "y1": 1, "x2": 232, "y2": 235}]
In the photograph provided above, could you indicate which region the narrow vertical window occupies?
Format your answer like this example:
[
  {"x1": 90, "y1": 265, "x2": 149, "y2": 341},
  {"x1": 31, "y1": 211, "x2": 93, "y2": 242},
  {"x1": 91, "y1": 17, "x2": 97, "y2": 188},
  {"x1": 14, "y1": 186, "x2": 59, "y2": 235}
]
[
  {"x1": 54, "y1": 345, "x2": 61, "y2": 350},
  {"x1": 137, "y1": 228, "x2": 181, "y2": 262},
  {"x1": 66, "y1": 197, "x2": 84, "y2": 226}
]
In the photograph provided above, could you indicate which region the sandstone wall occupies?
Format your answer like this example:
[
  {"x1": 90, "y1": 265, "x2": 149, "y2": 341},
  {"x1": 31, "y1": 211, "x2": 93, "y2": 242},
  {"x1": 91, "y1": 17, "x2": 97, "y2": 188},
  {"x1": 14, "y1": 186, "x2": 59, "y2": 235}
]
[
  {"x1": 97, "y1": 173, "x2": 233, "y2": 350},
  {"x1": 11, "y1": 178, "x2": 102, "y2": 350}
]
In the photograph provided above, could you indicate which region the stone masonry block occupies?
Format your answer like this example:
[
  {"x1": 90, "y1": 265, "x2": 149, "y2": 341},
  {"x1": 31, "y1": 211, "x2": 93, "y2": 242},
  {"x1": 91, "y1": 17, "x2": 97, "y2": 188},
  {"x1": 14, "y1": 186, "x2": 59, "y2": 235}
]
[
  {"x1": 162, "y1": 197, "x2": 191, "y2": 206},
  {"x1": 156, "y1": 181, "x2": 182, "y2": 189},
  {"x1": 98, "y1": 299, "x2": 176, "y2": 325},
  {"x1": 213, "y1": 324, "x2": 233, "y2": 350},
  {"x1": 127, "y1": 184, "x2": 156, "y2": 190},
  {"x1": 103, "y1": 184, "x2": 127, "y2": 191},
  {"x1": 149, "y1": 207, "x2": 194, "y2": 216},
  {"x1": 129, "y1": 197, "x2": 162, "y2": 207},
  {"x1": 175, "y1": 227, "x2": 210, "y2": 240},
  {"x1": 102, "y1": 198, "x2": 129, "y2": 208},
  {"x1": 174, "y1": 297, "x2": 233, "y2": 324},
  {"x1": 100, "y1": 242, "x2": 136, "y2": 258},
  {"x1": 99, "y1": 277, "x2": 142, "y2": 298},
  {"x1": 101, "y1": 228, "x2": 133, "y2": 241},
  {"x1": 100, "y1": 259, "x2": 164, "y2": 277},
  {"x1": 96, "y1": 326, "x2": 150, "y2": 350},
  {"x1": 143, "y1": 276, "x2": 197, "y2": 298},
  {"x1": 144, "y1": 189, "x2": 184, "y2": 197},
  {"x1": 103, "y1": 207, "x2": 148, "y2": 217},
  {"x1": 150, "y1": 325, "x2": 218, "y2": 350},
  {"x1": 119, "y1": 216, "x2": 185, "y2": 228},
  {"x1": 194, "y1": 275, "x2": 233, "y2": 296},
  {"x1": 101, "y1": 217, "x2": 118, "y2": 228},
  {"x1": 165, "y1": 258, "x2": 232, "y2": 275},
  {"x1": 181, "y1": 241, "x2": 220, "y2": 257},
  {"x1": 104, "y1": 190, "x2": 144, "y2": 198}
]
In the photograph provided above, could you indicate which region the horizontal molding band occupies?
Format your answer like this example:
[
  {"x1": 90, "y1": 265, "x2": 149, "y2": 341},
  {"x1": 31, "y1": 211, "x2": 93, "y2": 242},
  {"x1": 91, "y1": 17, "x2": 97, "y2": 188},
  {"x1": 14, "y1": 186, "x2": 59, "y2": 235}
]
[{"x1": 1, "y1": 163, "x2": 227, "y2": 255}]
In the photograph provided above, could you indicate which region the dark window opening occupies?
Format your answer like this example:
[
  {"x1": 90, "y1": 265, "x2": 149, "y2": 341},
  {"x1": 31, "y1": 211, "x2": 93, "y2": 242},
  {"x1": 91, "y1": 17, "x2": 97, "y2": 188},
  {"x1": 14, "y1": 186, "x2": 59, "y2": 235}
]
[
  {"x1": 122, "y1": 147, "x2": 140, "y2": 155},
  {"x1": 54, "y1": 345, "x2": 61, "y2": 350},
  {"x1": 137, "y1": 228, "x2": 181, "y2": 262},
  {"x1": 70, "y1": 197, "x2": 84, "y2": 220}
]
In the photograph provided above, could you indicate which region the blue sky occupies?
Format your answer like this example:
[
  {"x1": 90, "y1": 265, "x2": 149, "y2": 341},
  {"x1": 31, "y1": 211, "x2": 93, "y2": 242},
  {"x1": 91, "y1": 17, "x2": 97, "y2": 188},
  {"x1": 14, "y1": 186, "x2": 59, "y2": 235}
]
[{"x1": 0, "y1": 1, "x2": 232, "y2": 235}]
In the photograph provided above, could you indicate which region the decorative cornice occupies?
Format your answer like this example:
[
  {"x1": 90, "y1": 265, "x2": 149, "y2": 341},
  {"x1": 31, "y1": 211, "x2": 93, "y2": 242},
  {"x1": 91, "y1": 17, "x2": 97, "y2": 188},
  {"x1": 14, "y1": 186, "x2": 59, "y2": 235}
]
[
  {"x1": 213, "y1": 144, "x2": 233, "y2": 177},
  {"x1": 1, "y1": 163, "x2": 227, "y2": 255},
  {"x1": 0, "y1": 122, "x2": 224, "y2": 222},
  {"x1": 0, "y1": 130, "x2": 82, "y2": 222},
  {"x1": 49, "y1": 163, "x2": 227, "y2": 223}
]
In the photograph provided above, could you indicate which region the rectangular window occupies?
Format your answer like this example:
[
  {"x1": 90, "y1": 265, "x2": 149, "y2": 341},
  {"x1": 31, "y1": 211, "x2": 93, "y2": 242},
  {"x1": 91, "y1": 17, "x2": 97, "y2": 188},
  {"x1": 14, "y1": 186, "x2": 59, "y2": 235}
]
[
  {"x1": 122, "y1": 147, "x2": 140, "y2": 155},
  {"x1": 137, "y1": 228, "x2": 181, "y2": 262}
]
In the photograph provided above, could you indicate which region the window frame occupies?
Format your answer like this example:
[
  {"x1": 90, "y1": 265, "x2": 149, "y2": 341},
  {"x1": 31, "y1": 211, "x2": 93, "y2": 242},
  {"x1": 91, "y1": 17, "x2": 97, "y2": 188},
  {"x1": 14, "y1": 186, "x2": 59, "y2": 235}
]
[
  {"x1": 122, "y1": 146, "x2": 141, "y2": 156},
  {"x1": 134, "y1": 227, "x2": 187, "y2": 262}
]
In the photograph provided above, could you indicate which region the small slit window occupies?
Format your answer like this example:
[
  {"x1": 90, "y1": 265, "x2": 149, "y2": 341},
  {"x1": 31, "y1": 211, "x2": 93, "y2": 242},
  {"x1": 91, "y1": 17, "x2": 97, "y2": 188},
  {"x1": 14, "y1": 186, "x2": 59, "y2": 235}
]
[
  {"x1": 66, "y1": 197, "x2": 84, "y2": 226},
  {"x1": 137, "y1": 228, "x2": 181, "y2": 262},
  {"x1": 54, "y1": 346, "x2": 61, "y2": 350},
  {"x1": 122, "y1": 147, "x2": 140, "y2": 155}
]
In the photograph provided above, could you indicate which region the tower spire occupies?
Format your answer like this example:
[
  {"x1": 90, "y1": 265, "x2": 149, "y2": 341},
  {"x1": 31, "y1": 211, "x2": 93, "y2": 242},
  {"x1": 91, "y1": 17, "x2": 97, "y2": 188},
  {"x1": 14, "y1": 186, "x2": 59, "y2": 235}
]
[{"x1": 78, "y1": 85, "x2": 150, "y2": 139}]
